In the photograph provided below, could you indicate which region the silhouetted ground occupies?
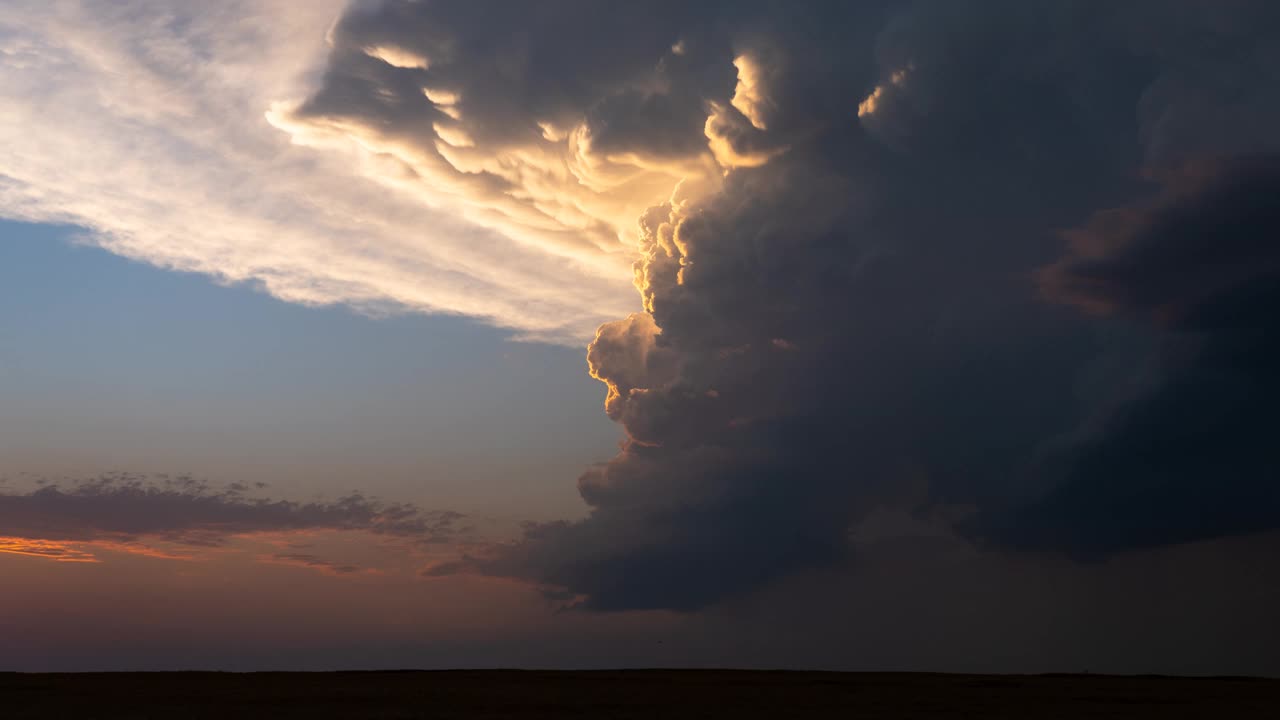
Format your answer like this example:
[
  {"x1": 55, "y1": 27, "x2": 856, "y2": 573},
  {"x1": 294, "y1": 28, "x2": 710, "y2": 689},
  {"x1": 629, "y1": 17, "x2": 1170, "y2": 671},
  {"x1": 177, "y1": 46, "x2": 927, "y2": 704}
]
[{"x1": 3, "y1": 670, "x2": 1277, "y2": 718}]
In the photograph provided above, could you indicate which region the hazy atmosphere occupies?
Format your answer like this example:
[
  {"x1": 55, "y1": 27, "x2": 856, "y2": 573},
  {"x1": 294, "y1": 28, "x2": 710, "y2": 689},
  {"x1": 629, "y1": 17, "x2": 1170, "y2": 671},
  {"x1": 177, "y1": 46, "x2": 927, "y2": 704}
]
[{"x1": 2, "y1": 0, "x2": 1278, "y2": 677}]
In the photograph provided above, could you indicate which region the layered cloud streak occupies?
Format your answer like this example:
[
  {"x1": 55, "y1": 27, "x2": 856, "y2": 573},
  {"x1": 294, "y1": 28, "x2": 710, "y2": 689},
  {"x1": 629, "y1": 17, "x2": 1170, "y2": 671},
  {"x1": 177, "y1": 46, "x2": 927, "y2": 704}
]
[{"x1": 0, "y1": 473, "x2": 462, "y2": 567}]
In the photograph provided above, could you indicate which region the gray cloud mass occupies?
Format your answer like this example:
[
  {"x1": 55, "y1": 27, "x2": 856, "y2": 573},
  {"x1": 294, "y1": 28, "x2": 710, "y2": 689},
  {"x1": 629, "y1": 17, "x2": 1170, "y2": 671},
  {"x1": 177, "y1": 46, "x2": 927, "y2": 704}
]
[
  {"x1": 0, "y1": 473, "x2": 463, "y2": 548},
  {"x1": 7, "y1": 0, "x2": 1279, "y2": 615},
  {"x1": 305, "y1": 0, "x2": 1280, "y2": 611}
]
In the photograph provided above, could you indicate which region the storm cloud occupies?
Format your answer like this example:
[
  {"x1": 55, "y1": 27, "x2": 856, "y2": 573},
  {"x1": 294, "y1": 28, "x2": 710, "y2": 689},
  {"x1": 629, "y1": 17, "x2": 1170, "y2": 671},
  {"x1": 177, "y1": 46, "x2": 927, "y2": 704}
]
[
  {"x1": 295, "y1": 0, "x2": 1280, "y2": 611},
  {"x1": 9, "y1": 0, "x2": 1277, "y2": 614},
  {"x1": 998, "y1": 156, "x2": 1280, "y2": 554}
]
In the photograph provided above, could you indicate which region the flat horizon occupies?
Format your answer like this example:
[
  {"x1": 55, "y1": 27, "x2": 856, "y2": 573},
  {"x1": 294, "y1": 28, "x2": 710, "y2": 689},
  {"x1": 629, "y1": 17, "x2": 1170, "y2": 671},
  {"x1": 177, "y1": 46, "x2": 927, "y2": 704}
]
[
  {"x1": 3, "y1": 2, "x2": 1279, "y2": 708},
  {"x1": 7, "y1": 670, "x2": 1278, "y2": 718}
]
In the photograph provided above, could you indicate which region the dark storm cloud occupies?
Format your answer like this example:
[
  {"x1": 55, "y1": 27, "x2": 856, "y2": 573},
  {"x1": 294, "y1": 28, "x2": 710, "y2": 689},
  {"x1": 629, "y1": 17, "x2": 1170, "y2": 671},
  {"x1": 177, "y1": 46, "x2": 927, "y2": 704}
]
[
  {"x1": 0, "y1": 473, "x2": 463, "y2": 547},
  {"x1": 1041, "y1": 157, "x2": 1280, "y2": 323},
  {"x1": 303, "y1": 1, "x2": 1280, "y2": 610},
  {"x1": 990, "y1": 156, "x2": 1280, "y2": 554},
  {"x1": 322, "y1": 0, "x2": 702, "y2": 141}
]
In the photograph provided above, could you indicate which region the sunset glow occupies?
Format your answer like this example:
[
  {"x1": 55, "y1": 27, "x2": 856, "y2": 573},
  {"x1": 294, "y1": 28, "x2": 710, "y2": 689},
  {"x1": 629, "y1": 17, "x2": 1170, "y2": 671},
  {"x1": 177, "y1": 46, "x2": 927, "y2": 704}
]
[{"x1": 2, "y1": 0, "x2": 1279, "y2": 681}]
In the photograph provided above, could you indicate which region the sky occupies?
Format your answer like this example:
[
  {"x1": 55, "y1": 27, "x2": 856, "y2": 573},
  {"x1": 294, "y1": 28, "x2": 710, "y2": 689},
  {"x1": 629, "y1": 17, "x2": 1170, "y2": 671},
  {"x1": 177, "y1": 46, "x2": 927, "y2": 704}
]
[{"x1": 2, "y1": 0, "x2": 1279, "y2": 674}]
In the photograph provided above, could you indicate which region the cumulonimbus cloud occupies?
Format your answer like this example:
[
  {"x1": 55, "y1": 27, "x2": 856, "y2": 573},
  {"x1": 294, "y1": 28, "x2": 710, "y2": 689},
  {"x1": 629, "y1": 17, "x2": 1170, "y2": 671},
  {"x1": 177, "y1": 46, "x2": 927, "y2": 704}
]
[
  {"x1": 397, "y1": 0, "x2": 1280, "y2": 610},
  {"x1": 6, "y1": 0, "x2": 1280, "y2": 613}
]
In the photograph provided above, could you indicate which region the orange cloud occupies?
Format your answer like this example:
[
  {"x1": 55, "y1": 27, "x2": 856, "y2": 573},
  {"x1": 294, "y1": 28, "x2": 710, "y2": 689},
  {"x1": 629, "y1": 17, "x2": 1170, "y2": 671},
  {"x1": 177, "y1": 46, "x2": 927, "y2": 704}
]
[{"x1": 0, "y1": 537, "x2": 99, "y2": 563}]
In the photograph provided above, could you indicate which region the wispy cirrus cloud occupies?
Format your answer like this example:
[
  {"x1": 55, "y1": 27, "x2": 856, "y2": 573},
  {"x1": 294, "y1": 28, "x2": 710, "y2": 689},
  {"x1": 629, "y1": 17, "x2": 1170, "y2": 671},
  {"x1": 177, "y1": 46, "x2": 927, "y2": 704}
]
[{"x1": 0, "y1": 0, "x2": 635, "y2": 343}]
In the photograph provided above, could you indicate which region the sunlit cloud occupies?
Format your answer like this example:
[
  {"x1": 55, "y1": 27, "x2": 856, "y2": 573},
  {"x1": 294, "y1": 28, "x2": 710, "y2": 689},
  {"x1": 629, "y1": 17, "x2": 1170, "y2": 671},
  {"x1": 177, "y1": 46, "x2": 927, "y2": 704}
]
[
  {"x1": 0, "y1": 537, "x2": 99, "y2": 563},
  {"x1": 730, "y1": 54, "x2": 774, "y2": 131},
  {"x1": 0, "y1": 535, "x2": 199, "y2": 563},
  {"x1": 857, "y1": 65, "x2": 910, "y2": 118},
  {"x1": 704, "y1": 103, "x2": 788, "y2": 168},
  {"x1": 364, "y1": 44, "x2": 430, "y2": 70},
  {"x1": 0, "y1": 2, "x2": 813, "y2": 344},
  {"x1": 0, "y1": 1, "x2": 635, "y2": 343}
]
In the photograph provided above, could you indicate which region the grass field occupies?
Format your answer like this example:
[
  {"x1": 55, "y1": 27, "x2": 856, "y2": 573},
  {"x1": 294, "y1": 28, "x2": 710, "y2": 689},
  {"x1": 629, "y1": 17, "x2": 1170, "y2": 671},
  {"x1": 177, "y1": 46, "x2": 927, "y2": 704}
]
[{"x1": 4, "y1": 670, "x2": 1277, "y2": 718}]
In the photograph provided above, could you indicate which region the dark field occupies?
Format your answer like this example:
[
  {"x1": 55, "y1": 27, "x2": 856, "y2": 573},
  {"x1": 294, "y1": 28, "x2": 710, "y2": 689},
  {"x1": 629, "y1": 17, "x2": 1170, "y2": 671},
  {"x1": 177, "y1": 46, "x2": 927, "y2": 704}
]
[{"x1": 3, "y1": 670, "x2": 1277, "y2": 719}]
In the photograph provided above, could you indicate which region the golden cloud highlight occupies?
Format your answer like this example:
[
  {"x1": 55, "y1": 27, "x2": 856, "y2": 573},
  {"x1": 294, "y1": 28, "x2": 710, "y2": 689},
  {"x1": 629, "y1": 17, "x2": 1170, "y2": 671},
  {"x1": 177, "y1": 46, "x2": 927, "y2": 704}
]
[
  {"x1": 0, "y1": 537, "x2": 99, "y2": 563},
  {"x1": 858, "y1": 65, "x2": 911, "y2": 118},
  {"x1": 730, "y1": 54, "x2": 774, "y2": 131}
]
